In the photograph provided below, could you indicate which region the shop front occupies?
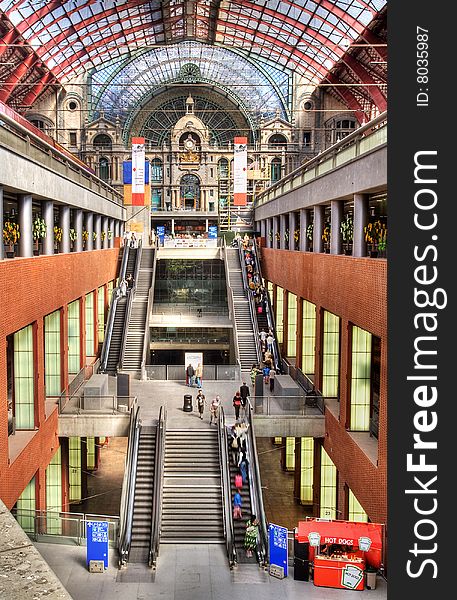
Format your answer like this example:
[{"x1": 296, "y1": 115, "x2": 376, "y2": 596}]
[{"x1": 295, "y1": 518, "x2": 384, "y2": 591}]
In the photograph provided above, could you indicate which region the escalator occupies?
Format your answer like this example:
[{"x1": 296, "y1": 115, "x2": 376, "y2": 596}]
[{"x1": 118, "y1": 405, "x2": 166, "y2": 568}]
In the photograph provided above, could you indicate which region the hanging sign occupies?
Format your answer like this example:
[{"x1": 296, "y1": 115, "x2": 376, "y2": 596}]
[
  {"x1": 131, "y1": 137, "x2": 145, "y2": 205},
  {"x1": 86, "y1": 520, "x2": 109, "y2": 569},
  {"x1": 233, "y1": 136, "x2": 247, "y2": 206},
  {"x1": 269, "y1": 523, "x2": 288, "y2": 577}
]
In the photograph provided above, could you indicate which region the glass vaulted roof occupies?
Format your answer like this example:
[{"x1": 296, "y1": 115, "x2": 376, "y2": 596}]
[
  {"x1": 91, "y1": 42, "x2": 290, "y2": 124},
  {"x1": 0, "y1": 0, "x2": 387, "y2": 89}
]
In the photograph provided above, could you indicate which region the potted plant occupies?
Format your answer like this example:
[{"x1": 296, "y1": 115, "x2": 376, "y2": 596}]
[
  {"x1": 321, "y1": 221, "x2": 331, "y2": 252},
  {"x1": 107, "y1": 230, "x2": 113, "y2": 240},
  {"x1": 294, "y1": 228, "x2": 300, "y2": 249},
  {"x1": 275, "y1": 231, "x2": 280, "y2": 247},
  {"x1": 32, "y1": 216, "x2": 47, "y2": 255},
  {"x1": 3, "y1": 221, "x2": 20, "y2": 258},
  {"x1": 101, "y1": 231, "x2": 106, "y2": 242},
  {"x1": 340, "y1": 213, "x2": 353, "y2": 255},
  {"x1": 69, "y1": 228, "x2": 77, "y2": 250},
  {"x1": 284, "y1": 228, "x2": 289, "y2": 246},
  {"x1": 364, "y1": 220, "x2": 386, "y2": 257},
  {"x1": 53, "y1": 225, "x2": 63, "y2": 252},
  {"x1": 306, "y1": 223, "x2": 313, "y2": 251},
  {"x1": 93, "y1": 231, "x2": 98, "y2": 242}
]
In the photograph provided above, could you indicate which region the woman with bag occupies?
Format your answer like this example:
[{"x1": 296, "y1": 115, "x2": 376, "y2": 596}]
[
  {"x1": 244, "y1": 515, "x2": 259, "y2": 558},
  {"x1": 232, "y1": 391, "x2": 242, "y2": 420}
]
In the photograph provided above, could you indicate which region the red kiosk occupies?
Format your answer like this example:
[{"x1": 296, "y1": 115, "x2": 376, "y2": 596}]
[{"x1": 296, "y1": 519, "x2": 383, "y2": 591}]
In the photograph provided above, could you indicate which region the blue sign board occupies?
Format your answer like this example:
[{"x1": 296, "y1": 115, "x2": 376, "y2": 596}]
[
  {"x1": 269, "y1": 523, "x2": 288, "y2": 576},
  {"x1": 86, "y1": 520, "x2": 109, "y2": 568},
  {"x1": 156, "y1": 225, "x2": 165, "y2": 245},
  {"x1": 122, "y1": 160, "x2": 150, "y2": 184},
  {"x1": 208, "y1": 225, "x2": 218, "y2": 239}
]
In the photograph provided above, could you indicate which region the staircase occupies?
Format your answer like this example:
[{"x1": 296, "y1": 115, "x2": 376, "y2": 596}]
[
  {"x1": 229, "y1": 455, "x2": 257, "y2": 563},
  {"x1": 226, "y1": 248, "x2": 258, "y2": 371},
  {"x1": 105, "y1": 297, "x2": 127, "y2": 373},
  {"x1": 161, "y1": 429, "x2": 224, "y2": 543},
  {"x1": 122, "y1": 248, "x2": 154, "y2": 371},
  {"x1": 129, "y1": 423, "x2": 156, "y2": 563}
]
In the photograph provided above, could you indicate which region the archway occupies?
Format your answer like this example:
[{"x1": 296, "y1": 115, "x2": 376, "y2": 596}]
[{"x1": 180, "y1": 174, "x2": 201, "y2": 210}]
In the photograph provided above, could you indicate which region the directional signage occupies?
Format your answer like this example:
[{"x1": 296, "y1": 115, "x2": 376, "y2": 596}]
[
  {"x1": 86, "y1": 520, "x2": 109, "y2": 569},
  {"x1": 269, "y1": 522, "x2": 288, "y2": 577}
]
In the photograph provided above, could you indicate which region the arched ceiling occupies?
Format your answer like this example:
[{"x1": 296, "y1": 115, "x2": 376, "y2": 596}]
[{"x1": 0, "y1": 0, "x2": 387, "y2": 111}]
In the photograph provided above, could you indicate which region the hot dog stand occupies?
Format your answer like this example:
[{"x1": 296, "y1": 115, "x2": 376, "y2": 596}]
[{"x1": 295, "y1": 519, "x2": 383, "y2": 591}]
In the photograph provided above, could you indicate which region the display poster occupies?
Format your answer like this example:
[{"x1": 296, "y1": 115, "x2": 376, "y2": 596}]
[
  {"x1": 156, "y1": 225, "x2": 165, "y2": 245},
  {"x1": 269, "y1": 523, "x2": 288, "y2": 577},
  {"x1": 86, "y1": 520, "x2": 109, "y2": 568},
  {"x1": 131, "y1": 137, "x2": 145, "y2": 205},
  {"x1": 185, "y1": 352, "x2": 203, "y2": 372},
  {"x1": 233, "y1": 136, "x2": 247, "y2": 206},
  {"x1": 208, "y1": 225, "x2": 218, "y2": 239}
]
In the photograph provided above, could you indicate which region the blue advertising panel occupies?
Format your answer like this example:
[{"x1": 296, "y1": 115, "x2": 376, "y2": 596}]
[
  {"x1": 122, "y1": 160, "x2": 150, "y2": 184},
  {"x1": 208, "y1": 225, "x2": 218, "y2": 239},
  {"x1": 156, "y1": 225, "x2": 165, "y2": 245},
  {"x1": 269, "y1": 523, "x2": 288, "y2": 576},
  {"x1": 86, "y1": 520, "x2": 109, "y2": 568}
]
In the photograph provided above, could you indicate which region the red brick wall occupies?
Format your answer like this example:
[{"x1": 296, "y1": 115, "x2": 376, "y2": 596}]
[
  {"x1": 0, "y1": 249, "x2": 120, "y2": 508},
  {"x1": 261, "y1": 249, "x2": 387, "y2": 524}
]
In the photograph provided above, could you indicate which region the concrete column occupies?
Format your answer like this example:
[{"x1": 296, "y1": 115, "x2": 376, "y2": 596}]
[
  {"x1": 289, "y1": 211, "x2": 296, "y2": 251},
  {"x1": 18, "y1": 194, "x2": 33, "y2": 258},
  {"x1": 313, "y1": 205, "x2": 324, "y2": 254},
  {"x1": 272, "y1": 216, "x2": 279, "y2": 250},
  {"x1": 74, "y1": 209, "x2": 83, "y2": 253},
  {"x1": 85, "y1": 212, "x2": 94, "y2": 251},
  {"x1": 171, "y1": 218, "x2": 175, "y2": 235},
  {"x1": 354, "y1": 193, "x2": 369, "y2": 257},
  {"x1": 279, "y1": 214, "x2": 287, "y2": 250},
  {"x1": 260, "y1": 219, "x2": 266, "y2": 240},
  {"x1": 42, "y1": 201, "x2": 54, "y2": 255},
  {"x1": 120, "y1": 221, "x2": 125, "y2": 237},
  {"x1": 205, "y1": 218, "x2": 209, "y2": 232},
  {"x1": 114, "y1": 220, "x2": 120, "y2": 239},
  {"x1": 94, "y1": 214, "x2": 102, "y2": 250},
  {"x1": 330, "y1": 200, "x2": 343, "y2": 255},
  {"x1": 299, "y1": 208, "x2": 309, "y2": 252},
  {"x1": 102, "y1": 216, "x2": 109, "y2": 249},
  {"x1": 108, "y1": 218, "x2": 115, "y2": 248},
  {"x1": 60, "y1": 205, "x2": 70, "y2": 254},
  {"x1": 0, "y1": 186, "x2": 3, "y2": 260}
]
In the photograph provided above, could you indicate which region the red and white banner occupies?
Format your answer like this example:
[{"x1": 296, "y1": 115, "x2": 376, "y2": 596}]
[
  {"x1": 131, "y1": 137, "x2": 145, "y2": 205},
  {"x1": 233, "y1": 136, "x2": 247, "y2": 206}
]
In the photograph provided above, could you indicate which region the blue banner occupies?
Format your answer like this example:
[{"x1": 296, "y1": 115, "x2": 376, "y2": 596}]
[
  {"x1": 269, "y1": 523, "x2": 288, "y2": 576},
  {"x1": 86, "y1": 520, "x2": 109, "y2": 568},
  {"x1": 156, "y1": 225, "x2": 165, "y2": 245},
  {"x1": 208, "y1": 225, "x2": 218, "y2": 239},
  {"x1": 122, "y1": 160, "x2": 150, "y2": 184}
]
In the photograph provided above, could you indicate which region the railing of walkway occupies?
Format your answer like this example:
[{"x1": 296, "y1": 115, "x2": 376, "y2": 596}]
[
  {"x1": 57, "y1": 395, "x2": 136, "y2": 415},
  {"x1": 218, "y1": 407, "x2": 237, "y2": 568},
  {"x1": 57, "y1": 359, "x2": 101, "y2": 413},
  {"x1": 141, "y1": 241, "x2": 158, "y2": 381},
  {"x1": 251, "y1": 395, "x2": 324, "y2": 416},
  {"x1": 222, "y1": 238, "x2": 242, "y2": 374},
  {"x1": 256, "y1": 111, "x2": 387, "y2": 207}
]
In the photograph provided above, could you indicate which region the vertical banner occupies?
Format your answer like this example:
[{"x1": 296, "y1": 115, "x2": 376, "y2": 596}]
[
  {"x1": 233, "y1": 136, "x2": 247, "y2": 206},
  {"x1": 131, "y1": 137, "x2": 145, "y2": 206},
  {"x1": 269, "y1": 523, "x2": 288, "y2": 577}
]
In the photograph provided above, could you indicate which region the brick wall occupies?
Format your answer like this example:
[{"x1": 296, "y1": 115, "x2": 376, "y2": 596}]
[
  {"x1": 0, "y1": 249, "x2": 120, "y2": 508},
  {"x1": 261, "y1": 248, "x2": 387, "y2": 524}
]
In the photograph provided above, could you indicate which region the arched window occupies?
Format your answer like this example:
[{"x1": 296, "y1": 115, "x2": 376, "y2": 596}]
[
  {"x1": 268, "y1": 134, "x2": 288, "y2": 149},
  {"x1": 151, "y1": 158, "x2": 163, "y2": 182},
  {"x1": 218, "y1": 158, "x2": 229, "y2": 178},
  {"x1": 335, "y1": 119, "x2": 356, "y2": 142},
  {"x1": 180, "y1": 174, "x2": 200, "y2": 210},
  {"x1": 93, "y1": 134, "x2": 112, "y2": 149},
  {"x1": 99, "y1": 157, "x2": 110, "y2": 181},
  {"x1": 270, "y1": 158, "x2": 282, "y2": 183}
]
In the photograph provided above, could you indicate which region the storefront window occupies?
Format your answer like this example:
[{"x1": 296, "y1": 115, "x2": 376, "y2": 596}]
[
  {"x1": 68, "y1": 300, "x2": 81, "y2": 374},
  {"x1": 287, "y1": 293, "x2": 297, "y2": 357},
  {"x1": 85, "y1": 292, "x2": 95, "y2": 357},
  {"x1": 348, "y1": 489, "x2": 368, "y2": 522},
  {"x1": 13, "y1": 324, "x2": 35, "y2": 429},
  {"x1": 46, "y1": 447, "x2": 62, "y2": 533},
  {"x1": 300, "y1": 437, "x2": 313, "y2": 504},
  {"x1": 44, "y1": 311, "x2": 62, "y2": 397},
  {"x1": 322, "y1": 311, "x2": 340, "y2": 398},
  {"x1": 302, "y1": 300, "x2": 316, "y2": 375},
  {"x1": 275, "y1": 286, "x2": 284, "y2": 344},
  {"x1": 320, "y1": 448, "x2": 337, "y2": 519},
  {"x1": 350, "y1": 326, "x2": 372, "y2": 431}
]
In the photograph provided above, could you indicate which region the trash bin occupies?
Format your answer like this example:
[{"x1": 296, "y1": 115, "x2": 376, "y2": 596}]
[
  {"x1": 366, "y1": 568, "x2": 377, "y2": 590},
  {"x1": 183, "y1": 394, "x2": 193, "y2": 412}
]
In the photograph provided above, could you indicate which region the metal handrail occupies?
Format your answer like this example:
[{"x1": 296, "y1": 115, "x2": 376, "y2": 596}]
[
  {"x1": 118, "y1": 399, "x2": 140, "y2": 567},
  {"x1": 99, "y1": 245, "x2": 129, "y2": 373},
  {"x1": 237, "y1": 240, "x2": 262, "y2": 365},
  {"x1": 149, "y1": 405, "x2": 166, "y2": 567},
  {"x1": 252, "y1": 240, "x2": 282, "y2": 372},
  {"x1": 141, "y1": 241, "x2": 158, "y2": 380},
  {"x1": 218, "y1": 406, "x2": 237, "y2": 567},
  {"x1": 222, "y1": 238, "x2": 242, "y2": 373},
  {"x1": 245, "y1": 400, "x2": 269, "y2": 566},
  {"x1": 119, "y1": 239, "x2": 143, "y2": 370}
]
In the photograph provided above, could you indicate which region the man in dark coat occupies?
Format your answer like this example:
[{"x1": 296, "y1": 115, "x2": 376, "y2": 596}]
[{"x1": 239, "y1": 381, "x2": 250, "y2": 416}]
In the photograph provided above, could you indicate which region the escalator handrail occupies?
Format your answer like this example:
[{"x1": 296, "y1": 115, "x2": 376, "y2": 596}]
[
  {"x1": 118, "y1": 399, "x2": 140, "y2": 566},
  {"x1": 118, "y1": 239, "x2": 143, "y2": 371},
  {"x1": 222, "y1": 238, "x2": 242, "y2": 373},
  {"x1": 237, "y1": 241, "x2": 262, "y2": 364},
  {"x1": 218, "y1": 406, "x2": 237, "y2": 567},
  {"x1": 99, "y1": 245, "x2": 129, "y2": 373},
  {"x1": 245, "y1": 400, "x2": 269, "y2": 565},
  {"x1": 251, "y1": 241, "x2": 282, "y2": 373},
  {"x1": 141, "y1": 241, "x2": 158, "y2": 380},
  {"x1": 149, "y1": 405, "x2": 166, "y2": 567}
]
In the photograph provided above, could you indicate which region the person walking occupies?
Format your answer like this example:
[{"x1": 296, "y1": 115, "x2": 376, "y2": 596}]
[
  {"x1": 130, "y1": 232, "x2": 137, "y2": 248},
  {"x1": 259, "y1": 329, "x2": 267, "y2": 345},
  {"x1": 244, "y1": 515, "x2": 259, "y2": 559},
  {"x1": 195, "y1": 362, "x2": 203, "y2": 388},
  {"x1": 126, "y1": 273, "x2": 134, "y2": 289},
  {"x1": 262, "y1": 364, "x2": 270, "y2": 385},
  {"x1": 269, "y1": 367, "x2": 276, "y2": 392},
  {"x1": 210, "y1": 395, "x2": 221, "y2": 425},
  {"x1": 196, "y1": 389, "x2": 206, "y2": 420},
  {"x1": 119, "y1": 278, "x2": 127, "y2": 297},
  {"x1": 266, "y1": 332, "x2": 274, "y2": 353},
  {"x1": 186, "y1": 363, "x2": 195, "y2": 387},
  {"x1": 233, "y1": 490, "x2": 243, "y2": 520},
  {"x1": 234, "y1": 470, "x2": 243, "y2": 492},
  {"x1": 232, "y1": 391, "x2": 242, "y2": 421},
  {"x1": 239, "y1": 381, "x2": 250, "y2": 416}
]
